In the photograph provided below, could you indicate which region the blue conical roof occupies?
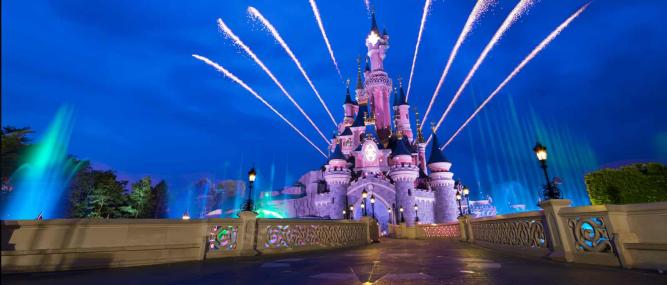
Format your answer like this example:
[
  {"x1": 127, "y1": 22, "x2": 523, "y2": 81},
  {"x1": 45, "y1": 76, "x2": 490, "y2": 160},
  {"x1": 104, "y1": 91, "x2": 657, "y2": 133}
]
[
  {"x1": 341, "y1": 126, "x2": 353, "y2": 136},
  {"x1": 428, "y1": 132, "x2": 449, "y2": 164},
  {"x1": 352, "y1": 105, "x2": 369, "y2": 127},
  {"x1": 329, "y1": 142, "x2": 345, "y2": 161},
  {"x1": 393, "y1": 136, "x2": 412, "y2": 156}
]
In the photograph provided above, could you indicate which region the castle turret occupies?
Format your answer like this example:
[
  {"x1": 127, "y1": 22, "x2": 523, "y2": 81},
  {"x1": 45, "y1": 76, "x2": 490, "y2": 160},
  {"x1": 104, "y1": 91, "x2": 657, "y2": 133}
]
[
  {"x1": 323, "y1": 140, "x2": 351, "y2": 219},
  {"x1": 427, "y1": 130, "x2": 456, "y2": 223},
  {"x1": 342, "y1": 79, "x2": 358, "y2": 128},
  {"x1": 389, "y1": 135, "x2": 419, "y2": 226},
  {"x1": 392, "y1": 80, "x2": 413, "y2": 141},
  {"x1": 415, "y1": 113, "x2": 428, "y2": 175}
]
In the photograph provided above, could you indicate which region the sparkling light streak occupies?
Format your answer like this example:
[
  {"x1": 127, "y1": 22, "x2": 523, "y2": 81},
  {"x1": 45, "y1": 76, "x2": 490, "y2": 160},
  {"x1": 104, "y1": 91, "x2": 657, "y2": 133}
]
[
  {"x1": 364, "y1": 0, "x2": 371, "y2": 14},
  {"x1": 442, "y1": 3, "x2": 590, "y2": 149},
  {"x1": 405, "y1": 0, "x2": 432, "y2": 100},
  {"x1": 309, "y1": 0, "x2": 342, "y2": 78},
  {"x1": 248, "y1": 7, "x2": 337, "y2": 126},
  {"x1": 192, "y1": 54, "x2": 327, "y2": 158},
  {"x1": 421, "y1": 0, "x2": 493, "y2": 125},
  {"x1": 427, "y1": 0, "x2": 534, "y2": 145},
  {"x1": 217, "y1": 18, "x2": 329, "y2": 144}
]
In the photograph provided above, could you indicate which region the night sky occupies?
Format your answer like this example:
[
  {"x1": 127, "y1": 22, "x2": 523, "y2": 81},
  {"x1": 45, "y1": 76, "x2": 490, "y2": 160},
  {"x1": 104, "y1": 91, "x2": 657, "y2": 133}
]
[{"x1": 3, "y1": 0, "x2": 666, "y2": 202}]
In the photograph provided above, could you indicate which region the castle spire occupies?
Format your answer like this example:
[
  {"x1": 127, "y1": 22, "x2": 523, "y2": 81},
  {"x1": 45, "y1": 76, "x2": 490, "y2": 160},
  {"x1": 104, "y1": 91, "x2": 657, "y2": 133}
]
[
  {"x1": 428, "y1": 123, "x2": 449, "y2": 164},
  {"x1": 344, "y1": 79, "x2": 356, "y2": 105},
  {"x1": 415, "y1": 109, "x2": 425, "y2": 143},
  {"x1": 370, "y1": 8, "x2": 379, "y2": 34},
  {"x1": 356, "y1": 57, "x2": 363, "y2": 90}
]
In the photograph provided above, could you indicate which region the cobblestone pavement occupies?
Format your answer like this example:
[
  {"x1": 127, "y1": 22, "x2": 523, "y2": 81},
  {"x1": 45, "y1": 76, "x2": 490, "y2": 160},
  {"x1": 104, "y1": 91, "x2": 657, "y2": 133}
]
[{"x1": 3, "y1": 239, "x2": 666, "y2": 285}]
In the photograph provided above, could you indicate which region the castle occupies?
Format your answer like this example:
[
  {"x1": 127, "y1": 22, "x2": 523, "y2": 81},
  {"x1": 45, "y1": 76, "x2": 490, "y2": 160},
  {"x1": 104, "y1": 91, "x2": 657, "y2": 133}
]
[{"x1": 265, "y1": 13, "x2": 460, "y2": 231}]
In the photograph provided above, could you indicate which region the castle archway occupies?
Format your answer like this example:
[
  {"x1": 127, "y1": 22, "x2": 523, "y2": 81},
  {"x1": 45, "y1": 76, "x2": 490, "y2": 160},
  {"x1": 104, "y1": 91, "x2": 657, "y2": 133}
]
[{"x1": 346, "y1": 177, "x2": 397, "y2": 233}]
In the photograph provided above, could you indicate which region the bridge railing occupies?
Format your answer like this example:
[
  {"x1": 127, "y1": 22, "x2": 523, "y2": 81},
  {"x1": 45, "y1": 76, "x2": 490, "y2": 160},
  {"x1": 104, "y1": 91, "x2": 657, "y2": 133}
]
[
  {"x1": 1, "y1": 213, "x2": 376, "y2": 273},
  {"x1": 458, "y1": 200, "x2": 667, "y2": 271}
]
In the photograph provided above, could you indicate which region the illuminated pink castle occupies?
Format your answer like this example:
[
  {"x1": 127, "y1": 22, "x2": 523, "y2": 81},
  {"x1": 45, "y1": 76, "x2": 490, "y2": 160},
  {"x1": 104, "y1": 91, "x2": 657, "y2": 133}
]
[{"x1": 273, "y1": 13, "x2": 459, "y2": 230}]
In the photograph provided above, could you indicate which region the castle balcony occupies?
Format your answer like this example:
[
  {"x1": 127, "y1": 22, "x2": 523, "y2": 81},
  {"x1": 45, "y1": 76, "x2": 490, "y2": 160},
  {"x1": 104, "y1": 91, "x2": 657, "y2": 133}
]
[{"x1": 364, "y1": 71, "x2": 392, "y2": 89}]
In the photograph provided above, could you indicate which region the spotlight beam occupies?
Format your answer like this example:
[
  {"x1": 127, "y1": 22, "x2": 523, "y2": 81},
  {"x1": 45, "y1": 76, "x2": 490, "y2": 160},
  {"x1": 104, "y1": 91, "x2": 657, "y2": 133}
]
[
  {"x1": 421, "y1": 0, "x2": 493, "y2": 126},
  {"x1": 406, "y1": 0, "x2": 432, "y2": 100},
  {"x1": 248, "y1": 7, "x2": 337, "y2": 126},
  {"x1": 193, "y1": 54, "x2": 327, "y2": 158},
  {"x1": 217, "y1": 18, "x2": 330, "y2": 144},
  {"x1": 309, "y1": 0, "x2": 342, "y2": 79},
  {"x1": 441, "y1": 3, "x2": 591, "y2": 150},
  {"x1": 427, "y1": 0, "x2": 534, "y2": 145}
]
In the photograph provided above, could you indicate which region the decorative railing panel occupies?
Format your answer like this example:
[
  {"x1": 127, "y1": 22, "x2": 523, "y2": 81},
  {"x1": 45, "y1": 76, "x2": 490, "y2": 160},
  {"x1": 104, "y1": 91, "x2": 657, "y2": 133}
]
[
  {"x1": 421, "y1": 223, "x2": 460, "y2": 239},
  {"x1": 472, "y1": 216, "x2": 547, "y2": 248},
  {"x1": 259, "y1": 221, "x2": 367, "y2": 250},
  {"x1": 567, "y1": 216, "x2": 613, "y2": 253},
  {"x1": 207, "y1": 225, "x2": 239, "y2": 251}
]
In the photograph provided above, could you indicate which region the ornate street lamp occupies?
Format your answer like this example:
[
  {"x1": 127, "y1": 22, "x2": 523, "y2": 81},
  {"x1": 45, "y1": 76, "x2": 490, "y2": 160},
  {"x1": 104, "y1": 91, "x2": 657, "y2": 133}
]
[
  {"x1": 182, "y1": 210, "x2": 190, "y2": 220},
  {"x1": 456, "y1": 192, "x2": 463, "y2": 217},
  {"x1": 399, "y1": 206, "x2": 405, "y2": 223},
  {"x1": 463, "y1": 185, "x2": 470, "y2": 215},
  {"x1": 242, "y1": 167, "x2": 257, "y2": 212},
  {"x1": 414, "y1": 203, "x2": 419, "y2": 223},
  {"x1": 342, "y1": 209, "x2": 347, "y2": 218},
  {"x1": 362, "y1": 189, "x2": 368, "y2": 217},
  {"x1": 533, "y1": 142, "x2": 561, "y2": 200},
  {"x1": 387, "y1": 207, "x2": 393, "y2": 225},
  {"x1": 349, "y1": 205, "x2": 354, "y2": 220},
  {"x1": 370, "y1": 194, "x2": 376, "y2": 219}
]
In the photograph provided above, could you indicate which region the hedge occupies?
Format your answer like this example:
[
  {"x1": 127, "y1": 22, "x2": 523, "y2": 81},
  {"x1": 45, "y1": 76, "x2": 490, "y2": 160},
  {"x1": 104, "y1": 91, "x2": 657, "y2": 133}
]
[{"x1": 584, "y1": 163, "x2": 667, "y2": 205}]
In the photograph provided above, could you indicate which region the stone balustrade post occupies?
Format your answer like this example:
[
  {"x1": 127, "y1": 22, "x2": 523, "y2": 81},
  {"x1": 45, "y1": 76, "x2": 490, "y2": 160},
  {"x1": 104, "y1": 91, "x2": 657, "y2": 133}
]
[
  {"x1": 539, "y1": 199, "x2": 573, "y2": 261},
  {"x1": 457, "y1": 216, "x2": 468, "y2": 242},
  {"x1": 237, "y1": 211, "x2": 259, "y2": 256}
]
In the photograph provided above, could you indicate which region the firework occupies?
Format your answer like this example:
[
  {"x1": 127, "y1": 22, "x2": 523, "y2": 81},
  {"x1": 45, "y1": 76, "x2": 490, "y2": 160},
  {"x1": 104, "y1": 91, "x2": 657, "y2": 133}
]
[
  {"x1": 421, "y1": 0, "x2": 493, "y2": 125},
  {"x1": 192, "y1": 54, "x2": 327, "y2": 158},
  {"x1": 217, "y1": 18, "x2": 329, "y2": 144},
  {"x1": 309, "y1": 0, "x2": 341, "y2": 78},
  {"x1": 248, "y1": 7, "x2": 337, "y2": 126},
  {"x1": 427, "y1": 0, "x2": 534, "y2": 145},
  {"x1": 441, "y1": 3, "x2": 591, "y2": 149},
  {"x1": 405, "y1": 0, "x2": 432, "y2": 100}
]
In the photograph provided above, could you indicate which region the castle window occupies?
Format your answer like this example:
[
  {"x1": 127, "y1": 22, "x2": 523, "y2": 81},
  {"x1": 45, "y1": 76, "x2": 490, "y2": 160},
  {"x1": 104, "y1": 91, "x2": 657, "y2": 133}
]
[{"x1": 408, "y1": 189, "x2": 412, "y2": 196}]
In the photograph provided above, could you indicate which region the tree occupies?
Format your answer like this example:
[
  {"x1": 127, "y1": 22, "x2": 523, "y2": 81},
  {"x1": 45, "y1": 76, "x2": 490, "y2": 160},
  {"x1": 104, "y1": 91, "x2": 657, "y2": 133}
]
[
  {"x1": 1, "y1": 126, "x2": 33, "y2": 205},
  {"x1": 128, "y1": 177, "x2": 152, "y2": 218},
  {"x1": 86, "y1": 171, "x2": 132, "y2": 218},
  {"x1": 585, "y1": 163, "x2": 667, "y2": 205}
]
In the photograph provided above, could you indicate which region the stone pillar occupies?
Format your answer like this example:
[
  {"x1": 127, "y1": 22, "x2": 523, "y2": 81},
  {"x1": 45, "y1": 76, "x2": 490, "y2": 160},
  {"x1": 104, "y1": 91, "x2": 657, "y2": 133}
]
[
  {"x1": 389, "y1": 165, "x2": 419, "y2": 226},
  {"x1": 237, "y1": 211, "x2": 259, "y2": 256},
  {"x1": 539, "y1": 199, "x2": 573, "y2": 261},
  {"x1": 323, "y1": 167, "x2": 351, "y2": 219},
  {"x1": 430, "y1": 171, "x2": 456, "y2": 223}
]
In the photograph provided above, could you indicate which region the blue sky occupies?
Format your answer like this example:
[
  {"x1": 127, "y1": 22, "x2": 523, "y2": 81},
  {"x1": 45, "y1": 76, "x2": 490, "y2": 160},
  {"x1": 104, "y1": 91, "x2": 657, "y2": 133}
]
[{"x1": 3, "y1": 0, "x2": 666, "y2": 199}]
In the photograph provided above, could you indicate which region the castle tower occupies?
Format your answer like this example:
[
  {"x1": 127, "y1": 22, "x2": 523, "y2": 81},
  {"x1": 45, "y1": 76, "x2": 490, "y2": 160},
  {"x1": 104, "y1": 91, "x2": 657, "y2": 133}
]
[
  {"x1": 427, "y1": 130, "x2": 457, "y2": 223},
  {"x1": 323, "y1": 140, "x2": 351, "y2": 219},
  {"x1": 342, "y1": 79, "x2": 358, "y2": 128},
  {"x1": 365, "y1": 11, "x2": 392, "y2": 143},
  {"x1": 392, "y1": 81, "x2": 413, "y2": 141},
  {"x1": 389, "y1": 135, "x2": 419, "y2": 226}
]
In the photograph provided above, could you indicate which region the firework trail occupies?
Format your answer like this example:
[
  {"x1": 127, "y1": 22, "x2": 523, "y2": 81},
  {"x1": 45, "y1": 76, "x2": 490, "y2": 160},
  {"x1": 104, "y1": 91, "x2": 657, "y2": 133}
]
[
  {"x1": 248, "y1": 7, "x2": 337, "y2": 126},
  {"x1": 405, "y1": 0, "x2": 432, "y2": 100},
  {"x1": 217, "y1": 18, "x2": 329, "y2": 144},
  {"x1": 441, "y1": 3, "x2": 590, "y2": 150},
  {"x1": 421, "y1": 0, "x2": 493, "y2": 125},
  {"x1": 427, "y1": 0, "x2": 534, "y2": 145},
  {"x1": 192, "y1": 54, "x2": 327, "y2": 158},
  {"x1": 364, "y1": 0, "x2": 371, "y2": 13},
  {"x1": 309, "y1": 0, "x2": 341, "y2": 78}
]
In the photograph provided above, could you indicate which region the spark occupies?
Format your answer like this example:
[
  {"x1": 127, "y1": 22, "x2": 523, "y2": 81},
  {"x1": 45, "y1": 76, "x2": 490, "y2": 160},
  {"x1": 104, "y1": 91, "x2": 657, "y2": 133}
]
[
  {"x1": 217, "y1": 18, "x2": 330, "y2": 144},
  {"x1": 248, "y1": 7, "x2": 337, "y2": 126},
  {"x1": 427, "y1": 0, "x2": 534, "y2": 145},
  {"x1": 405, "y1": 0, "x2": 432, "y2": 100},
  {"x1": 309, "y1": 0, "x2": 342, "y2": 78},
  {"x1": 441, "y1": 3, "x2": 591, "y2": 149},
  {"x1": 421, "y1": 0, "x2": 494, "y2": 125},
  {"x1": 192, "y1": 54, "x2": 327, "y2": 158},
  {"x1": 364, "y1": 0, "x2": 371, "y2": 14}
]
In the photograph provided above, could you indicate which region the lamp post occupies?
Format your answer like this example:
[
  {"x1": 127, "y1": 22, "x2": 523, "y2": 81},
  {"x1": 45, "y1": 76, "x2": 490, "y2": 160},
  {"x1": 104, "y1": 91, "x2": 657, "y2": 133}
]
[
  {"x1": 456, "y1": 192, "x2": 463, "y2": 217},
  {"x1": 370, "y1": 194, "x2": 376, "y2": 219},
  {"x1": 242, "y1": 167, "x2": 257, "y2": 212},
  {"x1": 362, "y1": 189, "x2": 368, "y2": 217},
  {"x1": 349, "y1": 205, "x2": 354, "y2": 220},
  {"x1": 463, "y1": 185, "x2": 470, "y2": 215},
  {"x1": 342, "y1": 209, "x2": 347, "y2": 219},
  {"x1": 387, "y1": 208, "x2": 393, "y2": 225},
  {"x1": 399, "y1": 206, "x2": 405, "y2": 223},
  {"x1": 533, "y1": 142, "x2": 561, "y2": 200},
  {"x1": 414, "y1": 203, "x2": 419, "y2": 223}
]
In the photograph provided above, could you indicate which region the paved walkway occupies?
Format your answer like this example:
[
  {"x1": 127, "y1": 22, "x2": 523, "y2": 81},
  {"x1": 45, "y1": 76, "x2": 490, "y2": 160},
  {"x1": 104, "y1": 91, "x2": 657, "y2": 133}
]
[{"x1": 3, "y1": 239, "x2": 665, "y2": 285}]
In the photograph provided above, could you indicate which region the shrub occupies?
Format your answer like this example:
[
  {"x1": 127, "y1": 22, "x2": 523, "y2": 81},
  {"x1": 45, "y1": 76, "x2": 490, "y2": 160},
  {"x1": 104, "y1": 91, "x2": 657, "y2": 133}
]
[{"x1": 584, "y1": 163, "x2": 667, "y2": 205}]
